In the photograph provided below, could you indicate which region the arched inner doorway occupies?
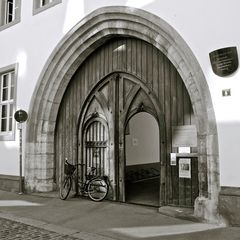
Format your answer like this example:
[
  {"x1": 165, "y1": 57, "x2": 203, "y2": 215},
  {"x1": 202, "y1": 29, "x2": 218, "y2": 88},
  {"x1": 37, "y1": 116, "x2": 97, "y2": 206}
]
[
  {"x1": 125, "y1": 112, "x2": 160, "y2": 206},
  {"x1": 77, "y1": 70, "x2": 164, "y2": 203}
]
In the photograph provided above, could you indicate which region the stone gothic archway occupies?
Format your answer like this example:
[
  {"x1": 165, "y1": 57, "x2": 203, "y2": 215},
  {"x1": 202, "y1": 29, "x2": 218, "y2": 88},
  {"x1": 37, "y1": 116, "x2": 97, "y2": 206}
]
[{"x1": 25, "y1": 6, "x2": 220, "y2": 223}]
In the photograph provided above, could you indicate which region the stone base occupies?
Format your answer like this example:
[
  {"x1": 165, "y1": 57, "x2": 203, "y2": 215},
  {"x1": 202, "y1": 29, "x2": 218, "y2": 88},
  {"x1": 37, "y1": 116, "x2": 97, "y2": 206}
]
[
  {"x1": 24, "y1": 178, "x2": 57, "y2": 193},
  {"x1": 158, "y1": 206, "x2": 201, "y2": 222},
  {"x1": 194, "y1": 196, "x2": 225, "y2": 225},
  {"x1": 0, "y1": 174, "x2": 24, "y2": 192},
  {"x1": 219, "y1": 187, "x2": 240, "y2": 226}
]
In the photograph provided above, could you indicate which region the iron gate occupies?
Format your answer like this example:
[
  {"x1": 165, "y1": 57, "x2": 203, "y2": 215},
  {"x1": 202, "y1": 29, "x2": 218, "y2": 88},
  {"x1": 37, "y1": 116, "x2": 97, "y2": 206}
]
[{"x1": 83, "y1": 120, "x2": 108, "y2": 177}]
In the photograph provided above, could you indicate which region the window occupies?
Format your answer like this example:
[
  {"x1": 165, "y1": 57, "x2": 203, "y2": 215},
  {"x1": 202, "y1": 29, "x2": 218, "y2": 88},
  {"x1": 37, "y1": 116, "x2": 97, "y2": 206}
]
[
  {"x1": 33, "y1": 0, "x2": 61, "y2": 15},
  {"x1": 40, "y1": 0, "x2": 53, "y2": 7},
  {"x1": 6, "y1": 0, "x2": 15, "y2": 24},
  {"x1": 0, "y1": 0, "x2": 21, "y2": 31},
  {"x1": 0, "y1": 66, "x2": 16, "y2": 141}
]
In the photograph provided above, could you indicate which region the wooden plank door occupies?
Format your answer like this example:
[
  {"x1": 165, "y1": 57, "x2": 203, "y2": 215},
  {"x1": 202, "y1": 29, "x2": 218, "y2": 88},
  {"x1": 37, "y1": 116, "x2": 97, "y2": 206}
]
[
  {"x1": 116, "y1": 73, "x2": 163, "y2": 204},
  {"x1": 56, "y1": 37, "x2": 199, "y2": 207},
  {"x1": 171, "y1": 156, "x2": 199, "y2": 207}
]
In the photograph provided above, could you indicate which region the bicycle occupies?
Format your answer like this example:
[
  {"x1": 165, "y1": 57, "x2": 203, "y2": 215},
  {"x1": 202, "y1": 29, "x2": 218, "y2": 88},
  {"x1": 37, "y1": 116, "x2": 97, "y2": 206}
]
[{"x1": 59, "y1": 159, "x2": 109, "y2": 201}]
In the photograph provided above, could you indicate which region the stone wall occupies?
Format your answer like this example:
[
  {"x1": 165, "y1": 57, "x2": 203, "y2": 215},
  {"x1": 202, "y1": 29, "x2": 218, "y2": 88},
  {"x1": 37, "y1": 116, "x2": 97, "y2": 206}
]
[
  {"x1": 0, "y1": 175, "x2": 24, "y2": 192},
  {"x1": 219, "y1": 187, "x2": 240, "y2": 226}
]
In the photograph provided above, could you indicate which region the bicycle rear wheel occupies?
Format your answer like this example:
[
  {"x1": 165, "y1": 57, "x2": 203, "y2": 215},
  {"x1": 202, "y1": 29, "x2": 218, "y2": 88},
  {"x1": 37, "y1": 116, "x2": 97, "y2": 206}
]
[
  {"x1": 87, "y1": 178, "x2": 108, "y2": 201},
  {"x1": 59, "y1": 176, "x2": 72, "y2": 200}
]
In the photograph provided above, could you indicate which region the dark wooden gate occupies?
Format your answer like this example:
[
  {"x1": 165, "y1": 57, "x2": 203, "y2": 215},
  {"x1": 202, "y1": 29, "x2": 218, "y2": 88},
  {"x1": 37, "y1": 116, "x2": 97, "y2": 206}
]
[
  {"x1": 55, "y1": 37, "x2": 199, "y2": 207},
  {"x1": 83, "y1": 119, "x2": 108, "y2": 176}
]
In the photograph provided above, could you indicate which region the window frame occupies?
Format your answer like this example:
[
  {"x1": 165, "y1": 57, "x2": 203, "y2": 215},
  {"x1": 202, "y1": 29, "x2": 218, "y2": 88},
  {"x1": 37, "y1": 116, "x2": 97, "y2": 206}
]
[
  {"x1": 0, "y1": 0, "x2": 21, "y2": 32},
  {"x1": 0, "y1": 64, "x2": 18, "y2": 141},
  {"x1": 33, "y1": 0, "x2": 61, "y2": 15},
  {"x1": 6, "y1": 0, "x2": 16, "y2": 24}
]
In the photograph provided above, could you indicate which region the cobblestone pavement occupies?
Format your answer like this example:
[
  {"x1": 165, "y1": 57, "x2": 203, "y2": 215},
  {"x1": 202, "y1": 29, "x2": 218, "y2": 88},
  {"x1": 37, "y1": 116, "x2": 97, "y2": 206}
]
[{"x1": 0, "y1": 217, "x2": 80, "y2": 240}]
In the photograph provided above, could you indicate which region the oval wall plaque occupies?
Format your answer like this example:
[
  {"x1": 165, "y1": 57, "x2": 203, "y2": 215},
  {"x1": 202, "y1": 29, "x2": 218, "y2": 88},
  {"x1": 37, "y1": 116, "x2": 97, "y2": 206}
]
[
  {"x1": 209, "y1": 46, "x2": 238, "y2": 77},
  {"x1": 14, "y1": 109, "x2": 28, "y2": 123}
]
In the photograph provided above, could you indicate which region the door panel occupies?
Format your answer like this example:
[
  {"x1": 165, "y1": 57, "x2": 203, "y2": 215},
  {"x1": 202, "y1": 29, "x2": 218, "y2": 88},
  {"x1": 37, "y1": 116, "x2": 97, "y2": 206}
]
[
  {"x1": 117, "y1": 74, "x2": 161, "y2": 203},
  {"x1": 169, "y1": 157, "x2": 199, "y2": 206}
]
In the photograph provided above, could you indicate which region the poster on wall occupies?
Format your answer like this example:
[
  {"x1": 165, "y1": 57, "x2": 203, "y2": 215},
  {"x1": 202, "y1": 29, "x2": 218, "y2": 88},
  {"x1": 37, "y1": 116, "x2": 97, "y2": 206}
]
[{"x1": 179, "y1": 158, "x2": 191, "y2": 178}]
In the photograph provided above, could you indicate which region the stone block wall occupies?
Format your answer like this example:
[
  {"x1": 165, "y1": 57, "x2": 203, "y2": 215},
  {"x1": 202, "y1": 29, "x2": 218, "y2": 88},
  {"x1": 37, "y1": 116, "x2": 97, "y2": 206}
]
[
  {"x1": 219, "y1": 187, "x2": 240, "y2": 226},
  {"x1": 0, "y1": 175, "x2": 24, "y2": 192}
]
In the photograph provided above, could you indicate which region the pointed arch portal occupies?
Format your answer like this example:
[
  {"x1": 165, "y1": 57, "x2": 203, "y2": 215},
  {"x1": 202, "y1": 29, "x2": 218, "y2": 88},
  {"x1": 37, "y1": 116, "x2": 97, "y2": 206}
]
[{"x1": 25, "y1": 6, "x2": 220, "y2": 223}]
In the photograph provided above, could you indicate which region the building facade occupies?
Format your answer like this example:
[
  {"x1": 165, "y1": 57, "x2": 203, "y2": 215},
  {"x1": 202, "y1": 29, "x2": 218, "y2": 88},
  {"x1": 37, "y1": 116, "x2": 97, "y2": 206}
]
[{"x1": 0, "y1": 0, "x2": 240, "y2": 226}]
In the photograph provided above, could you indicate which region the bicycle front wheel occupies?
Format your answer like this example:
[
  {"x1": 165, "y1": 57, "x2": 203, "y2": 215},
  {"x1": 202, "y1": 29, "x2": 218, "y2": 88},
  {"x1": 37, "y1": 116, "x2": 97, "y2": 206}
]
[
  {"x1": 59, "y1": 176, "x2": 72, "y2": 200},
  {"x1": 87, "y1": 178, "x2": 108, "y2": 201}
]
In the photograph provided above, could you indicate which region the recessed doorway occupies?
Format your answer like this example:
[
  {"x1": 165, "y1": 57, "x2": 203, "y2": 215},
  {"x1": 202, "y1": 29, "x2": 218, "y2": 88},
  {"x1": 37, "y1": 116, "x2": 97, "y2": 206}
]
[
  {"x1": 55, "y1": 37, "x2": 200, "y2": 209},
  {"x1": 125, "y1": 112, "x2": 160, "y2": 207}
]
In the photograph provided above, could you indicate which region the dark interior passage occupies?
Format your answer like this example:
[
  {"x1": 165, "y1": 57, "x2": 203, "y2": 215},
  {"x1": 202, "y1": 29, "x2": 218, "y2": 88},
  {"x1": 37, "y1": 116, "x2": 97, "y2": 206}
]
[
  {"x1": 125, "y1": 112, "x2": 160, "y2": 207},
  {"x1": 125, "y1": 172, "x2": 160, "y2": 207}
]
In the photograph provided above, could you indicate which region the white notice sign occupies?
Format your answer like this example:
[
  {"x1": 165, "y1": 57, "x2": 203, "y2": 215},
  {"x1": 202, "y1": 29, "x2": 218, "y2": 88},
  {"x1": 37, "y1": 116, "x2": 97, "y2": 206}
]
[
  {"x1": 178, "y1": 146, "x2": 191, "y2": 153},
  {"x1": 179, "y1": 158, "x2": 191, "y2": 178}
]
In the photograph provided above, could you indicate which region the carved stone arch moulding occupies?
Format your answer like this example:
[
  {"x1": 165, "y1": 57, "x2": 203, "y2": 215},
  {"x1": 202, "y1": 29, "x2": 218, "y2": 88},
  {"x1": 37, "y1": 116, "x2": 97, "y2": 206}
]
[{"x1": 25, "y1": 6, "x2": 220, "y2": 223}]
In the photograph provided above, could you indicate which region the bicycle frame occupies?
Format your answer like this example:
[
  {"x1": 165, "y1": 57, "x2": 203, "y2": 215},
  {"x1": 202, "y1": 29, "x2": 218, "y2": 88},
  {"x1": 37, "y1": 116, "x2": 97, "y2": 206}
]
[
  {"x1": 60, "y1": 160, "x2": 109, "y2": 201},
  {"x1": 65, "y1": 161, "x2": 107, "y2": 194},
  {"x1": 77, "y1": 176, "x2": 101, "y2": 196}
]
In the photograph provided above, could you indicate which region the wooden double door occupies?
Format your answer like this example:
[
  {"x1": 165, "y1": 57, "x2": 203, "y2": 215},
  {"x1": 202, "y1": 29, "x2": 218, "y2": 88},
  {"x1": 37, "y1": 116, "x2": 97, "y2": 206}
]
[
  {"x1": 78, "y1": 72, "x2": 163, "y2": 203},
  {"x1": 55, "y1": 37, "x2": 199, "y2": 207}
]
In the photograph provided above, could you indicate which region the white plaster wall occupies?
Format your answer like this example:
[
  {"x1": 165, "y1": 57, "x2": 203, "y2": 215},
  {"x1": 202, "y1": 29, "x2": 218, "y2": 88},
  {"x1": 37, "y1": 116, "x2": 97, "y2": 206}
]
[
  {"x1": 0, "y1": 0, "x2": 239, "y2": 187},
  {"x1": 0, "y1": 1, "x2": 66, "y2": 175},
  {"x1": 125, "y1": 112, "x2": 159, "y2": 166}
]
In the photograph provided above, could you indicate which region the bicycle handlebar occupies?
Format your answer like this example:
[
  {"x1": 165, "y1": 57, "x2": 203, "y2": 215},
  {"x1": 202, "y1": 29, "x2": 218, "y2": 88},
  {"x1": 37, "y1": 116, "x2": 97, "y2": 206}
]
[
  {"x1": 65, "y1": 158, "x2": 85, "y2": 167},
  {"x1": 65, "y1": 159, "x2": 95, "y2": 171}
]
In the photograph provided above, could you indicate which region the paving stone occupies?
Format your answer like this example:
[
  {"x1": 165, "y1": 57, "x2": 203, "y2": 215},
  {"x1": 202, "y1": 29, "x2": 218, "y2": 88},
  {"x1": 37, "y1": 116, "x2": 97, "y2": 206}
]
[{"x1": 0, "y1": 218, "x2": 82, "y2": 240}]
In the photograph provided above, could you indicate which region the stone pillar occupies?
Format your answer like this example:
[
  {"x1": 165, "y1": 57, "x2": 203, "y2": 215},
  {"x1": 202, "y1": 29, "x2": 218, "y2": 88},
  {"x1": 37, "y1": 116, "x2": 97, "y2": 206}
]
[{"x1": 25, "y1": 120, "x2": 56, "y2": 192}]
